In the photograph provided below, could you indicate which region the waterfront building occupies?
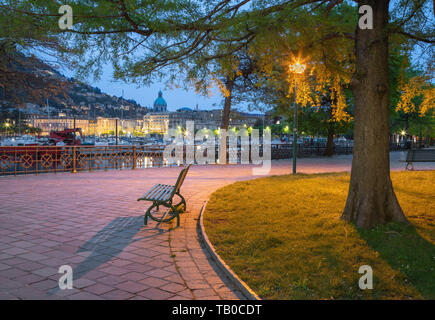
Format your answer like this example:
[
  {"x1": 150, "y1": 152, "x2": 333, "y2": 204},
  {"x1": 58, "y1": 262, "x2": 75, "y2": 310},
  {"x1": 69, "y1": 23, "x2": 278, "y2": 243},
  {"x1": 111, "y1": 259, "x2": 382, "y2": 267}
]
[
  {"x1": 25, "y1": 90, "x2": 269, "y2": 136},
  {"x1": 142, "y1": 91, "x2": 169, "y2": 134},
  {"x1": 29, "y1": 117, "x2": 90, "y2": 135}
]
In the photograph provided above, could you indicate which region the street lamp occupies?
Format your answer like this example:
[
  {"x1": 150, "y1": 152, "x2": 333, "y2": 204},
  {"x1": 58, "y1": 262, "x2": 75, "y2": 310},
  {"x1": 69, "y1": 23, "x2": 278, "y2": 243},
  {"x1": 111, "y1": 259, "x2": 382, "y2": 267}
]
[{"x1": 289, "y1": 60, "x2": 306, "y2": 174}]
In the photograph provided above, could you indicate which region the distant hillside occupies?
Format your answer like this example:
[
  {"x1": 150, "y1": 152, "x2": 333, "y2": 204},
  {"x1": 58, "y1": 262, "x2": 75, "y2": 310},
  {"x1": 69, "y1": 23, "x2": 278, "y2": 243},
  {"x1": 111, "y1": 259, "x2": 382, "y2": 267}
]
[{"x1": 0, "y1": 53, "x2": 151, "y2": 119}]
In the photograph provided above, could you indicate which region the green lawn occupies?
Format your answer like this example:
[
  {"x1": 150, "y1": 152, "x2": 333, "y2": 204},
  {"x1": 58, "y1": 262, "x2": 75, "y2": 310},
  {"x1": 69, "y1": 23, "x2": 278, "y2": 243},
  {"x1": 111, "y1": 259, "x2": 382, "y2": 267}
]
[{"x1": 204, "y1": 171, "x2": 435, "y2": 299}]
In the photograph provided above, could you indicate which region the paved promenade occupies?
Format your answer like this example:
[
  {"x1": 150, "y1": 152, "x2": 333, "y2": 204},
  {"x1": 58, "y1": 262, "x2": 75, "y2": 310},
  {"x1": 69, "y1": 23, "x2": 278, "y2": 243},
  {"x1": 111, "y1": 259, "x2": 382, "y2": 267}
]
[{"x1": 0, "y1": 152, "x2": 433, "y2": 300}]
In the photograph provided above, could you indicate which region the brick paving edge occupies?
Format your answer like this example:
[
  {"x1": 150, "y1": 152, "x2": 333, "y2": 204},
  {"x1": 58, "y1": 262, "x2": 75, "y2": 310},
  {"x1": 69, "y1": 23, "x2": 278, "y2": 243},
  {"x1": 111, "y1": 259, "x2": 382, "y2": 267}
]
[{"x1": 198, "y1": 201, "x2": 261, "y2": 301}]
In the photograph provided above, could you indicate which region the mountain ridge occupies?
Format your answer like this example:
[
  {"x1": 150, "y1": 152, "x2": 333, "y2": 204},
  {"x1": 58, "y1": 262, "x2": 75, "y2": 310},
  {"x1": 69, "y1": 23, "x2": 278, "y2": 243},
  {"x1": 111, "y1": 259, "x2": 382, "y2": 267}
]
[{"x1": 0, "y1": 53, "x2": 151, "y2": 119}]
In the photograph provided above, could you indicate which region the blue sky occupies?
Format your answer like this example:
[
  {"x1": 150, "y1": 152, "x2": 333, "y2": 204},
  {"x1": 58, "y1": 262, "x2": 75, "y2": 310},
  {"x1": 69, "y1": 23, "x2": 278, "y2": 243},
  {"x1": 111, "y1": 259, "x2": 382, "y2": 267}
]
[
  {"x1": 87, "y1": 73, "x2": 225, "y2": 112},
  {"x1": 60, "y1": 65, "x2": 225, "y2": 112}
]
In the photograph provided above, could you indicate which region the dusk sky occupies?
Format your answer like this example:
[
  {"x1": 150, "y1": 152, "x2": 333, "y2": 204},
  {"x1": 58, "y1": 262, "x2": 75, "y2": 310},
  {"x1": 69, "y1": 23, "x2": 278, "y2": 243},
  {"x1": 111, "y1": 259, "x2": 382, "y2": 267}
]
[{"x1": 60, "y1": 62, "x2": 241, "y2": 113}]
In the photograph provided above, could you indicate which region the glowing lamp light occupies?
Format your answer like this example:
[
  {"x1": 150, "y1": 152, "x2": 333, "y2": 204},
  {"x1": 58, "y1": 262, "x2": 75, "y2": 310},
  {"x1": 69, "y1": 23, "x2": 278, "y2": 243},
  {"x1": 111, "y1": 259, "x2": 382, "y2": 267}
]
[
  {"x1": 400, "y1": 130, "x2": 406, "y2": 136},
  {"x1": 289, "y1": 61, "x2": 307, "y2": 74}
]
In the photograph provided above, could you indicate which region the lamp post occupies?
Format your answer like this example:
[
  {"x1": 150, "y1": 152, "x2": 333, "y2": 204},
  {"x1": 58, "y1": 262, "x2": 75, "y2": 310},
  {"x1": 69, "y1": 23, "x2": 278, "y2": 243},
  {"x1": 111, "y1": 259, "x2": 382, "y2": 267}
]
[
  {"x1": 5, "y1": 122, "x2": 10, "y2": 136},
  {"x1": 289, "y1": 61, "x2": 306, "y2": 174}
]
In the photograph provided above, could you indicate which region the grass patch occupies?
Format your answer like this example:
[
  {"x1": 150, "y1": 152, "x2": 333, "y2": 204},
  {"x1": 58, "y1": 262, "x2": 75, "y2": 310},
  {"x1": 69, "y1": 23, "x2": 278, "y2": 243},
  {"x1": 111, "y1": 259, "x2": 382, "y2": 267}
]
[{"x1": 204, "y1": 171, "x2": 435, "y2": 299}]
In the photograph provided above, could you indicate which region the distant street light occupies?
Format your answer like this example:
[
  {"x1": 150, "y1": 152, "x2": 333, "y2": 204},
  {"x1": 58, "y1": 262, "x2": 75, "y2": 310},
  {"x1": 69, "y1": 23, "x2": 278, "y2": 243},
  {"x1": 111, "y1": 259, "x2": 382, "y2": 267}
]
[{"x1": 289, "y1": 60, "x2": 306, "y2": 175}]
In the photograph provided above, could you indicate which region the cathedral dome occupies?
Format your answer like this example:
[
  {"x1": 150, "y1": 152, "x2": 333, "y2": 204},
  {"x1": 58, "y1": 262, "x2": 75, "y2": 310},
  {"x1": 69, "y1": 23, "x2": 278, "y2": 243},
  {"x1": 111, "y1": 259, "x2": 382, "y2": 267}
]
[{"x1": 153, "y1": 90, "x2": 167, "y2": 112}]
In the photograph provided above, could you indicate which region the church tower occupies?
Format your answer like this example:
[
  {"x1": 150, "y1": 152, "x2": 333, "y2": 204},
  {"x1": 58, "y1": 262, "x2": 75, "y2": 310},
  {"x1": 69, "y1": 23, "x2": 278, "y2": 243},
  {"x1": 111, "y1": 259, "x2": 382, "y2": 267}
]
[{"x1": 153, "y1": 90, "x2": 167, "y2": 113}]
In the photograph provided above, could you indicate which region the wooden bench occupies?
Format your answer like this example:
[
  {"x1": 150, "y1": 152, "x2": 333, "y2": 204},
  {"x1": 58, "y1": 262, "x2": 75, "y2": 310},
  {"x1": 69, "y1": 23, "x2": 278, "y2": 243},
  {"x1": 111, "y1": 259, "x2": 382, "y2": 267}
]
[
  {"x1": 137, "y1": 165, "x2": 191, "y2": 227},
  {"x1": 403, "y1": 149, "x2": 435, "y2": 170}
]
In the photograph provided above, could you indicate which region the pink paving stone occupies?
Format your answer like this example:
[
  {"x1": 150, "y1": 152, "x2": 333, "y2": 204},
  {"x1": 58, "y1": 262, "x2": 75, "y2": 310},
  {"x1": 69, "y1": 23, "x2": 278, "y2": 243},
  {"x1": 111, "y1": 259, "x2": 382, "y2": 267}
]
[
  {"x1": 16, "y1": 273, "x2": 45, "y2": 285},
  {"x1": 139, "y1": 276, "x2": 170, "y2": 288},
  {"x1": 0, "y1": 263, "x2": 12, "y2": 271},
  {"x1": 0, "y1": 292, "x2": 19, "y2": 300},
  {"x1": 138, "y1": 287, "x2": 175, "y2": 300},
  {"x1": 2, "y1": 247, "x2": 29, "y2": 255},
  {"x1": 33, "y1": 267, "x2": 58, "y2": 277},
  {"x1": 15, "y1": 261, "x2": 45, "y2": 272},
  {"x1": 164, "y1": 274, "x2": 185, "y2": 285},
  {"x1": 100, "y1": 289, "x2": 135, "y2": 300},
  {"x1": 98, "y1": 266, "x2": 131, "y2": 276},
  {"x1": 160, "y1": 283, "x2": 187, "y2": 294},
  {"x1": 32, "y1": 279, "x2": 58, "y2": 291},
  {"x1": 18, "y1": 252, "x2": 48, "y2": 261},
  {"x1": 115, "y1": 281, "x2": 150, "y2": 294},
  {"x1": 144, "y1": 269, "x2": 173, "y2": 278},
  {"x1": 10, "y1": 287, "x2": 49, "y2": 300},
  {"x1": 81, "y1": 270, "x2": 107, "y2": 281},
  {"x1": 1, "y1": 268, "x2": 29, "y2": 279},
  {"x1": 176, "y1": 289, "x2": 195, "y2": 299},
  {"x1": 84, "y1": 283, "x2": 115, "y2": 295},
  {"x1": 26, "y1": 245, "x2": 53, "y2": 254},
  {"x1": 193, "y1": 289, "x2": 218, "y2": 298},
  {"x1": 128, "y1": 295, "x2": 150, "y2": 300},
  {"x1": 0, "y1": 277, "x2": 23, "y2": 290},
  {"x1": 96, "y1": 275, "x2": 126, "y2": 286},
  {"x1": 123, "y1": 262, "x2": 155, "y2": 272},
  {"x1": 120, "y1": 271, "x2": 148, "y2": 282},
  {"x1": 72, "y1": 278, "x2": 96, "y2": 289},
  {"x1": 10, "y1": 241, "x2": 36, "y2": 248},
  {"x1": 68, "y1": 292, "x2": 104, "y2": 300}
]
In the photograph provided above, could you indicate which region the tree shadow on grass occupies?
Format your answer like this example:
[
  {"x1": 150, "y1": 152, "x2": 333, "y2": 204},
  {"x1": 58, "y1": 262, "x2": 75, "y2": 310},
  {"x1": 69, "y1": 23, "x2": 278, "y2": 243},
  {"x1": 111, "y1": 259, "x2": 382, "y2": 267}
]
[
  {"x1": 48, "y1": 215, "x2": 169, "y2": 296},
  {"x1": 357, "y1": 222, "x2": 435, "y2": 299}
]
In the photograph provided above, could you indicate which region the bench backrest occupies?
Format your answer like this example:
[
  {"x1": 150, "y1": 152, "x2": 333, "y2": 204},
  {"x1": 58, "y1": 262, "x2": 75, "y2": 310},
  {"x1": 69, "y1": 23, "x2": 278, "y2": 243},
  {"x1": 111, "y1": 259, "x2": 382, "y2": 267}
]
[
  {"x1": 172, "y1": 164, "x2": 191, "y2": 195},
  {"x1": 406, "y1": 149, "x2": 435, "y2": 162}
]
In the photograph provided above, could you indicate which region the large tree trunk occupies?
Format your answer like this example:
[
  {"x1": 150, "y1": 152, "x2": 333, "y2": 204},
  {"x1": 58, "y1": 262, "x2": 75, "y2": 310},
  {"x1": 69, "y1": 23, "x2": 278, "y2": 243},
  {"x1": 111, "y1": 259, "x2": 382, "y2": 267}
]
[
  {"x1": 219, "y1": 77, "x2": 234, "y2": 164},
  {"x1": 341, "y1": 0, "x2": 407, "y2": 228}
]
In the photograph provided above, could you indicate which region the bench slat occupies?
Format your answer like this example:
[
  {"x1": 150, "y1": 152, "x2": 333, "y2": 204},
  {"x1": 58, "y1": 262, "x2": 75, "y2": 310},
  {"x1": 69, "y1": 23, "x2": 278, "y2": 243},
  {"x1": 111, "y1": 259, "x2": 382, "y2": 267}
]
[
  {"x1": 138, "y1": 165, "x2": 191, "y2": 203},
  {"x1": 406, "y1": 149, "x2": 435, "y2": 162},
  {"x1": 142, "y1": 184, "x2": 165, "y2": 199},
  {"x1": 153, "y1": 185, "x2": 173, "y2": 201},
  {"x1": 140, "y1": 184, "x2": 175, "y2": 201}
]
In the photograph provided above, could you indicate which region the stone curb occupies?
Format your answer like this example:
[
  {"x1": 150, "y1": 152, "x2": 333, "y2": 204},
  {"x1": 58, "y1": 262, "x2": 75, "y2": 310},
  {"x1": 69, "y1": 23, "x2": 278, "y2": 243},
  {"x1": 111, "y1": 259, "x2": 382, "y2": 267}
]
[{"x1": 198, "y1": 200, "x2": 261, "y2": 301}]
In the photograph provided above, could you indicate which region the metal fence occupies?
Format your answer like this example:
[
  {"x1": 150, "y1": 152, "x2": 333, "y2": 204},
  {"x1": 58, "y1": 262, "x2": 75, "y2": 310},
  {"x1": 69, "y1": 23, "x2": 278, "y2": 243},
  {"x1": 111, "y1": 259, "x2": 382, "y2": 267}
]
[
  {"x1": 0, "y1": 145, "x2": 166, "y2": 176},
  {"x1": 0, "y1": 143, "x2": 409, "y2": 176},
  {"x1": 271, "y1": 144, "x2": 354, "y2": 159}
]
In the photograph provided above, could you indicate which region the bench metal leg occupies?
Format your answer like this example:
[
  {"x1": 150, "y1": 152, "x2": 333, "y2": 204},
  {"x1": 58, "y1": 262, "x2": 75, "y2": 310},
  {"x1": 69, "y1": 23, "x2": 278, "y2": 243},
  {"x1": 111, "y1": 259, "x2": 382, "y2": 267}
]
[
  {"x1": 144, "y1": 201, "x2": 180, "y2": 227},
  {"x1": 174, "y1": 205, "x2": 180, "y2": 227},
  {"x1": 405, "y1": 162, "x2": 414, "y2": 171},
  {"x1": 174, "y1": 192, "x2": 186, "y2": 212}
]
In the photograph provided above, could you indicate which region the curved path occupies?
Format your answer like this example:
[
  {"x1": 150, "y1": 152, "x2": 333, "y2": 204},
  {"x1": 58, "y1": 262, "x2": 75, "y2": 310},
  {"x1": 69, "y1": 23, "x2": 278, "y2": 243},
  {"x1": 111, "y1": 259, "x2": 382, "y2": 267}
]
[{"x1": 0, "y1": 152, "x2": 432, "y2": 299}]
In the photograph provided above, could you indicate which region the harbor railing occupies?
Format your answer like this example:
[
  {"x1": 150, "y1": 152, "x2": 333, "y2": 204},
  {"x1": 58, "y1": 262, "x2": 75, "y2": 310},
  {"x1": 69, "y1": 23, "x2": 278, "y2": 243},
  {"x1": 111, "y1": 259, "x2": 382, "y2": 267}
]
[
  {"x1": 0, "y1": 143, "x2": 405, "y2": 176},
  {"x1": 0, "y1": 145, "x2": 165, "y2": 176}
]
